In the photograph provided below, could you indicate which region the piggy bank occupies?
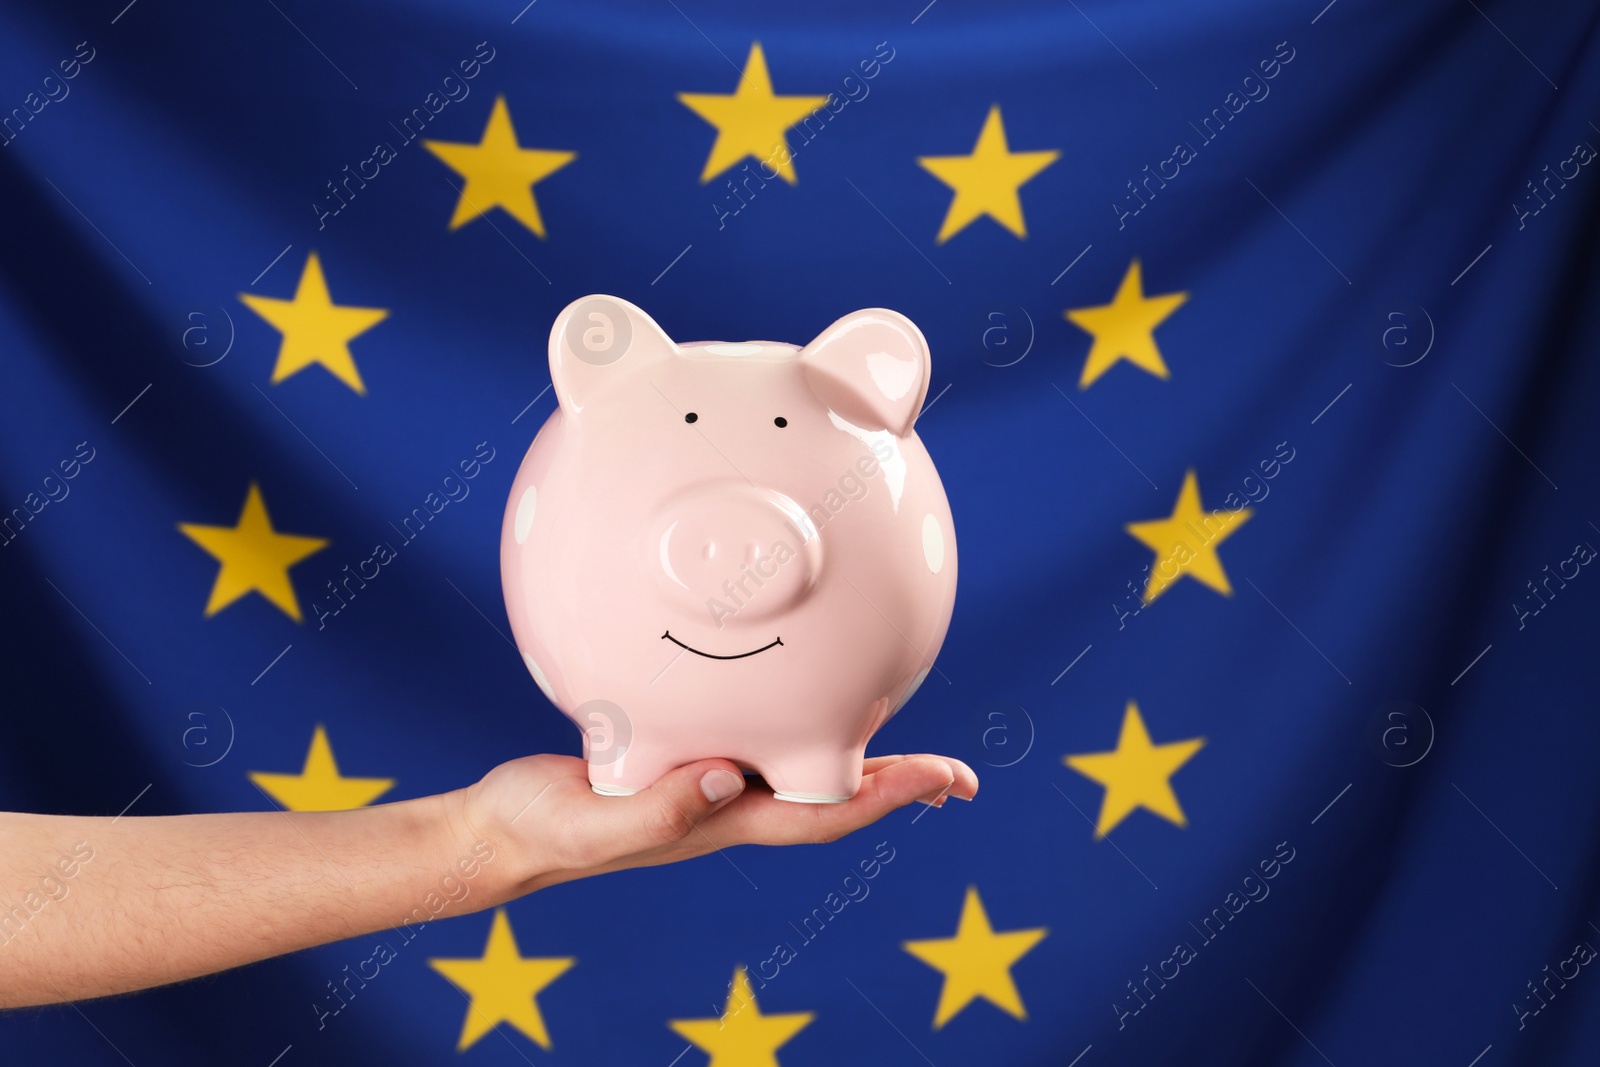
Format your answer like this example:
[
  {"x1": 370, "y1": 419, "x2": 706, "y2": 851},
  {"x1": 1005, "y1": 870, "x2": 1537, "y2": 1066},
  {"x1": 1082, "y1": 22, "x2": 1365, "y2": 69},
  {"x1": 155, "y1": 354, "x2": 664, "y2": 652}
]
[{"x1": 500, "y1": 295, "x2": 957, "y2": 802}]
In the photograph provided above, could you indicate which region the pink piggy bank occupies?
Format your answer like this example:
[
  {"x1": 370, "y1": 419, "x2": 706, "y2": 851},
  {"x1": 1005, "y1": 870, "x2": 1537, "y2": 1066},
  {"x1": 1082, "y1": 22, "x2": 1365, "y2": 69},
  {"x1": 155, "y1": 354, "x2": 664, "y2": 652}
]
[{"x1": 500, "y1": 295, "x2": 957, "y2": 802}]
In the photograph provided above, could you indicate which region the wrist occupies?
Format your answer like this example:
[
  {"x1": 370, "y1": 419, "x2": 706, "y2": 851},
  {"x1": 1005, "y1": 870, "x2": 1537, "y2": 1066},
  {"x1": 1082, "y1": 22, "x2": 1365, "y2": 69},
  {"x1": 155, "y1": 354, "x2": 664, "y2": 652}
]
[
  {"x1": 424, "y1": 787, "x2": 518, "y2": 913},
  {"x1": 451, "y1": 771, "x2": 555, "y2": 904}
]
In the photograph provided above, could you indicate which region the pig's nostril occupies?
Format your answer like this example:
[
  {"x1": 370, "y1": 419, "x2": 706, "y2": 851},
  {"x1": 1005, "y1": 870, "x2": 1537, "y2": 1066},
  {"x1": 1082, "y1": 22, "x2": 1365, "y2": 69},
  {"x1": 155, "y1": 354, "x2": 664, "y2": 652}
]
[
  {"x1": 703, "y1": 541, "x2": 717, "y2": 561},
  {"x1": 745, "y1": 543, "x2": 760, "y2": 565}
]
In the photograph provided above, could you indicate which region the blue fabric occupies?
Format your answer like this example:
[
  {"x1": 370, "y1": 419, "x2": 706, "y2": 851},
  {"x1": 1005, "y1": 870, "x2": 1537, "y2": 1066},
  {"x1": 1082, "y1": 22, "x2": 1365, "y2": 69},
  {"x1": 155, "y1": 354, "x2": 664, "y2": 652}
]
[{"x1": 3, "y1": 0, "x2": 1599, "y2": 1063}]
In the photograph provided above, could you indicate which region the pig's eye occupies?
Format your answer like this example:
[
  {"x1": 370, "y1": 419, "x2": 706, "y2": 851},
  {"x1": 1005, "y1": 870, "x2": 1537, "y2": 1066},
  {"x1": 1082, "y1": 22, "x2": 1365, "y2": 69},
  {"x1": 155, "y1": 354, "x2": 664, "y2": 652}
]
[
  {"x1": 684, "y1": 412, "x2": 698, "y2": 424},
  {"x1": 774, "y1": 417, "x2": 788, "y2": 428}
]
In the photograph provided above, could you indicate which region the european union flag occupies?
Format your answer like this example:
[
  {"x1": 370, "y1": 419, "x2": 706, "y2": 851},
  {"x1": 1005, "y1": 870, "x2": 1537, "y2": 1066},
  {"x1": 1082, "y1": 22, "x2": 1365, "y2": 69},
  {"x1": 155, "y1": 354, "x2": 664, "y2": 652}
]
[{"x1": 4, "y1": 0, "x2": 1599, "y2": 1064}]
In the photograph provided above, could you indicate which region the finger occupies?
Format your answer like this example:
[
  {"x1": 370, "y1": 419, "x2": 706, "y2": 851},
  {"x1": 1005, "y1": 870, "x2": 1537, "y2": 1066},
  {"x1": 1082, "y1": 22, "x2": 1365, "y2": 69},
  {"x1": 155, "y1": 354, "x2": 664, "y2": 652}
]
[
  {"x1": 862, "y1": 754, "x2": 979, "y2": 801},
  {"x1": 710, "y1": 755, "x2": 957, "y2": 846},
  {"x1": 586, "y1": 758, "x2": 747, "y2": 859}
]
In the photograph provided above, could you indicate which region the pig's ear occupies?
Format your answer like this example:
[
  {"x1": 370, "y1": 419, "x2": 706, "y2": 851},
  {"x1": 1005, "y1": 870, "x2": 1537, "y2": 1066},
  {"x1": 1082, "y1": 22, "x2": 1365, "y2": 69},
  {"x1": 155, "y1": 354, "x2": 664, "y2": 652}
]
[
  {"x1": 548, "y1": 295, "x2": 675, "y2": 414},
  {"x1": 799, "y1": 309, "x2": 930, "y2": 436}
]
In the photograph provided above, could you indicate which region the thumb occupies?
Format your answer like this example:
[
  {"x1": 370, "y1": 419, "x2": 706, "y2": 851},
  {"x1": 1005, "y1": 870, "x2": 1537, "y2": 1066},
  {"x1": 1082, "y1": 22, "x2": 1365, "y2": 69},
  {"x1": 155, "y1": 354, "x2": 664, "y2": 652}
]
[{"x1": 603, "y1": 759, "x2": 747, "y2": 855}]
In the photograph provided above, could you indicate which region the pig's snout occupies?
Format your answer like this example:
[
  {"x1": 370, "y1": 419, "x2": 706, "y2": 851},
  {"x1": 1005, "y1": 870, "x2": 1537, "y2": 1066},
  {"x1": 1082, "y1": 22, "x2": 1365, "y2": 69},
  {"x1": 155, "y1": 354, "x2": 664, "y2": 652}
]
[{"x1": 652, "y1": 485, "x2": 822, "y2": 623}]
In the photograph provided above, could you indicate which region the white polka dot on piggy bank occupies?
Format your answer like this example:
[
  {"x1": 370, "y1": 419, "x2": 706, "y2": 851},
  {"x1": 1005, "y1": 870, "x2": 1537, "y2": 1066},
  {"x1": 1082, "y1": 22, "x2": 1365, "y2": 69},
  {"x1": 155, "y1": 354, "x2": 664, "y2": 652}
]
[{"x1": 499, "y1": 296, "x2": 957, "y2": 802}]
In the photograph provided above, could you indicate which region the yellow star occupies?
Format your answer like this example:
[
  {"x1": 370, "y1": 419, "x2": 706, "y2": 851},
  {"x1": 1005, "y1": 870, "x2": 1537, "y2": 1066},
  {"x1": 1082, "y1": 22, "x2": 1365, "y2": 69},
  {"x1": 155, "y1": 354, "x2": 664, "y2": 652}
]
[
  {"x1": 1065, "y1": 701, "x2": 1205, "y2": 838},
  {"x1": 423, "y1": 95, "x2": 577, "y2": 237},
  {"x1": 1067, "y1": 258, "x2": 1189, "y2": 388},
  {"x1": 248, "y1": 725, "x2": 395, "y2": 812},
  {"x1": 1126, "y1": 470, "x2": 1252, "y2": 604},
  {"x1": 902, "y1": 886, "x2": 1048, "y2": 1029},
  {"x1": 238, "y1": 252, "x2": 388, "y2": 395},
  {"x1": 177, "y1": 483, "x2": 328, "y2": 622},
  {"x1": 430, "y1": 909, "x2": 575, "y2": 1051},
  {"x1": 678, "y1": 43, "x2": 829, "y2": 184},
  {"x1": 669, "y1": 965, "x2": 813, "y2": 1066},
  {"x1": 917, "y1": 104, "x2": 1060, "y2": 244}
]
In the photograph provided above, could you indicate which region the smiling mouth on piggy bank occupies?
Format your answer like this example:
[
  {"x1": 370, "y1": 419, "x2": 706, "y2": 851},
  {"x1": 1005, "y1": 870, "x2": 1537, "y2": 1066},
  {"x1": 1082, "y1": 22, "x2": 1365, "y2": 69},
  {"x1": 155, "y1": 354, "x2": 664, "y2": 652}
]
[{"x1": 662, "y1": 631, "x2": 784, "y2": 660}]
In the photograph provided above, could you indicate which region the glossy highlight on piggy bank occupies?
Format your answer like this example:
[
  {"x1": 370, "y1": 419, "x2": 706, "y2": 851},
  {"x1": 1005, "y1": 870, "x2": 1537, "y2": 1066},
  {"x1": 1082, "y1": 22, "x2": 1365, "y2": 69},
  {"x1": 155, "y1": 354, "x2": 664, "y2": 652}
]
[{"x1": 501, "y1": 296, "x2": 957, "y2": 802}]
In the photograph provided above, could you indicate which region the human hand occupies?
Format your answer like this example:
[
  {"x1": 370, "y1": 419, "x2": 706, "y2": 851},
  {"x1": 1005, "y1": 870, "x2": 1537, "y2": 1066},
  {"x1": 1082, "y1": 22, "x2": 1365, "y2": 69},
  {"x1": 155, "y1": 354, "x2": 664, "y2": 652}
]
[
  {"x1": 456, "y1": 753, "x2": 978, "y2": 898},
  {"x1": 0, "y1": 752, "x2": 973, "y2": 1007}
]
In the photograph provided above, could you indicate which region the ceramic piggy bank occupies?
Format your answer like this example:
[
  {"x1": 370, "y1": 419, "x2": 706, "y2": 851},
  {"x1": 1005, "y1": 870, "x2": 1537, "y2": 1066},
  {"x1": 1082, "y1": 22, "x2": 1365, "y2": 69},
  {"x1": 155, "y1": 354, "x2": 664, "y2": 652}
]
[{"x1": 500, "y1": 295, "x2": 957, "y2": 802}]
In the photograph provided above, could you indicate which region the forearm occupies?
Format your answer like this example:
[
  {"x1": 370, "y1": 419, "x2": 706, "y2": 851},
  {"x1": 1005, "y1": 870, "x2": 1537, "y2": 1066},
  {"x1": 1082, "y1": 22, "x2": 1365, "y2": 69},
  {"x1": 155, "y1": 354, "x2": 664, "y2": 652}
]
[{"x1": 0, "y1": 791, "x2": 496, "y2": 1008}]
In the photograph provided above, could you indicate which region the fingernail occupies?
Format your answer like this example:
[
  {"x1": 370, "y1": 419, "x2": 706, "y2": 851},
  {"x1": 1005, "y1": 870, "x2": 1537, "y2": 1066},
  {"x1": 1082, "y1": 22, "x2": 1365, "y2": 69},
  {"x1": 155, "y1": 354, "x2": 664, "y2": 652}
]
[{"x1": 701, "y1": 769, "x2": 744, "y2": 803}]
